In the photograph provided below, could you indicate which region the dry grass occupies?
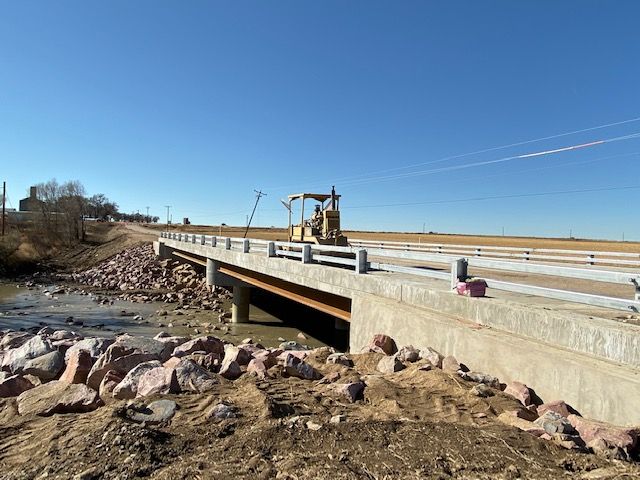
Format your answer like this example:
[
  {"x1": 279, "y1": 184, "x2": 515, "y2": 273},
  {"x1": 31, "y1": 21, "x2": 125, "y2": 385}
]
[{"x1": 147, "y1": 223, "x2": 640, "y2": 253}]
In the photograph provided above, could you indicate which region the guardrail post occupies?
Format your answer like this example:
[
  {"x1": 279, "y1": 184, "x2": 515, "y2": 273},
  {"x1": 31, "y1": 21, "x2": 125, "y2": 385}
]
[
  {"x1": 242, "y1": 239, "x2": 250, "y2": 253},
  {"x1": 475, "y1": 248, "x2": 482, "y2": 257},
  {"x1": 437, "y1": 246, "x2": 442, "y2": 254},
  {"x1": 211, "y1": 236, "x2": 217, "y2": 247},
  {"x1": 192, "y1": 235, "x2": 196, "y2": 244},
  {"x1": 302, "y1": 244, "x2": 312, "y2": 263},
  {"x1": 225, "y1": 238, "x2": 231, "y2": 250},
  {"x1": 267, "y1": 241, "x2": 276, "y2": 257},
  {"x1": 178, "y1": 233, "x2": 183, "y2": 241},
  {"x1": 523, "y1": 250, "x2": 530, "y2": 261},
  {"x1": 451, "y1": 258, "x2": 468, "y2": 289},
  {"x1": 355, "y1": 249, "x2": 368, "y2": 274},
  {"x1": 633, "y1": 279, "x2": 640, "y2": 302},
  {"x1": 588, "y1": 254, "x2": 595, "y2": 266},
  {"x1": 200, "y1": 235, "x2": 206, "y2": 245}
]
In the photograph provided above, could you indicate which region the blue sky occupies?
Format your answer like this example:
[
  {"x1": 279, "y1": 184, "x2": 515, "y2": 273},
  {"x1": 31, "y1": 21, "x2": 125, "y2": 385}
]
[{"x1": 2, "y1": 1, "x2": 640, "y2": 239}]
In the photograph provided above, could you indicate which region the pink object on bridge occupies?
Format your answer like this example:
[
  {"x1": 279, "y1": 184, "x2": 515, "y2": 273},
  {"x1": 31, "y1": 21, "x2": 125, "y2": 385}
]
[{"x1": 455, "y1": 280, "x2": 487, "y2": 297}]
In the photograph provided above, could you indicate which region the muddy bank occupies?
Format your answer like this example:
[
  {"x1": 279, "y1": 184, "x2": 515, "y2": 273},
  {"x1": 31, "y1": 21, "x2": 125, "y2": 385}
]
[{"x1": 0, "y1": 329, "x2": 638, "y2": 479}]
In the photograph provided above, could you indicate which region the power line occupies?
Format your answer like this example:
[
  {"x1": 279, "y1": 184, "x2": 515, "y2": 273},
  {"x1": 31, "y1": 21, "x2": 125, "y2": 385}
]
[
  {"x1": 425, "y1": 151, "x2": 640, "y2": 189},
  {"x1": 343, "y1": 184, "x2": 640, "y2": 210},
  {"x1": 319, "y1": 131, "x2": 640, "y2": 189},
  {"x1": 266, "y1": 115, "x2": 640, "y2": 191}
]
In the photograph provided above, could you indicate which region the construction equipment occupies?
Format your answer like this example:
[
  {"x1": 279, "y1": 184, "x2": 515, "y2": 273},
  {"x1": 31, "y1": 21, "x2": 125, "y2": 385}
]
[{"x1": 283, "y1": 186, "x2": 348, "y2": 246}]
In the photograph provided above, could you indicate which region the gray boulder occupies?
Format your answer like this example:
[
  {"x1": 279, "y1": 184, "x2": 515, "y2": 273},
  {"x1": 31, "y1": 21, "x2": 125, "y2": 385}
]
[
  {"x1": 126, "y1": 399, "x2": 177, "y2": 424},
  {"x1": 64, "y1": 337, "x2": 114, "y2": 362},
  {"x1": 23, "y1": 351, "x2": 65, "y2": 381},
  {"x1": 173, "y1": 359, "x2": 218, "y2": 392},
  {"x1": 2, "y1": 336, "x2": 54, "y2": 374}
]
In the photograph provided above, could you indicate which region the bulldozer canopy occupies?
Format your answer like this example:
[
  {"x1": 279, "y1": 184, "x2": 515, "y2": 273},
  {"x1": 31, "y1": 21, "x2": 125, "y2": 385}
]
[{"x1": 287, "y1": 193, "x2": 341, "y2": 202}]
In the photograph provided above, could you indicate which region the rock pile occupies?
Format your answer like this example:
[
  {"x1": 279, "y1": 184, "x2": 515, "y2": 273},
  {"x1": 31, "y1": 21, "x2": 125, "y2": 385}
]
[
  {"x1": 0, "y1": 327, "x2": 325, "y2": 416},
  {"x1": 361, "y1": 334, "x2": 640, "y2": 461},
  {"x1": 1, "y1": 328, "x2": 638, "y2": 462},
  {"x1": 70, "y1": 244, "x2": 230, "y2": 309}
]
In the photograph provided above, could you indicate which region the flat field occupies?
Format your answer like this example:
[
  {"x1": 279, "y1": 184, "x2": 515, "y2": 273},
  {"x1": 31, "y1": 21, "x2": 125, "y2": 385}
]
[{"x1": 147, "y1": 223, "x2": 640, "y2": 254}]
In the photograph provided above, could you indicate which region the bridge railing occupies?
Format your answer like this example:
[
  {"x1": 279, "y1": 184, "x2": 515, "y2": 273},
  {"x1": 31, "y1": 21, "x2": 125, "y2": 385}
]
[
  {"x1": 349, "y1": 238, "x2": 640, "y2": 268},
  {"x1": 160, "y1": 232, "x2": 640, "y2": 312}
]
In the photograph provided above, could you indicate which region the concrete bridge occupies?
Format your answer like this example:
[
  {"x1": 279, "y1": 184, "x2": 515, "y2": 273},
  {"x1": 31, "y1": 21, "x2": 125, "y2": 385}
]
[{"x1": 155, "y1": 232, "x2": 640, "y2": 426}]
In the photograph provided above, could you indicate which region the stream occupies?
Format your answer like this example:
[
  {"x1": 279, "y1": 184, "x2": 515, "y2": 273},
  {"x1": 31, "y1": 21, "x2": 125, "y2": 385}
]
[{"x1": 0, "y1": 281, "x2": 339, "y2": 349}]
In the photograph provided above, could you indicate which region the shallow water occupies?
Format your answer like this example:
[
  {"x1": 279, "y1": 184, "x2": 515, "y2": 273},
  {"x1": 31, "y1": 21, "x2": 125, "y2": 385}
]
[
  {"x1": 0, "y1": 282, "x2": 338, "y2": 349},
  {"x1": 0, "y1": 282, "x2": 165, "y2": 337}
]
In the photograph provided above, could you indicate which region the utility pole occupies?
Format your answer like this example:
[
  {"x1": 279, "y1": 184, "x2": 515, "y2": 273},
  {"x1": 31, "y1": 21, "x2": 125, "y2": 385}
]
[
  {"x1": 165, "y1": 205, "x2": 172, "y2": 230},
  {"x1": 1, "y1": 181, "x2": 5, "y2": 237},
  {"x1": 145, "y1": 206, "x2": 150, "y2": 223},
  {"x1": 243, "y1": 190, "x2": 266, "y2": 238}
]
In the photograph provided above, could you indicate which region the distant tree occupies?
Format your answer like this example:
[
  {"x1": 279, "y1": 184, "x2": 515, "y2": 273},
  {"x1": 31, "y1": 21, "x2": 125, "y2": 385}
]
[{"x1": 87, "y1": 193, "x2": 118, "y2": 220}]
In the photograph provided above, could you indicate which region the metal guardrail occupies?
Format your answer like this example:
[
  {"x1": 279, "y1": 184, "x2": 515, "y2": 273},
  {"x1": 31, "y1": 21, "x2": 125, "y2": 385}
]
[
  {"x1": 160, "y1": 232, "x2": 640, "y2": 312},
  {"x1": 349, "y1": 238, "x2": 640, "y2": 267}
]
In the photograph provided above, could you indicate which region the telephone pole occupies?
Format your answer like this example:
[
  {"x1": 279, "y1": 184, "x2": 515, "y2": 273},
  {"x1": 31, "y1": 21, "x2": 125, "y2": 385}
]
[
  {"x1": 145, "y1": 206, "x2": 150, "y2": 223},
  {"x1": 1, "y1": 181, "x2": 6, "y2": 237},
  {"x1": 165, "y1": 205, "x2": 172, "y2": 230},
  {"x1": 243, "y1": 190, "x2": 266, "y2": 238}
]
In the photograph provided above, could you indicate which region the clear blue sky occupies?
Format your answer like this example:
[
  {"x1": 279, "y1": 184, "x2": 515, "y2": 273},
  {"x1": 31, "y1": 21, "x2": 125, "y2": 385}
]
[{"x1": 2, "y1": 1, "x2": 640, "y2": 240}]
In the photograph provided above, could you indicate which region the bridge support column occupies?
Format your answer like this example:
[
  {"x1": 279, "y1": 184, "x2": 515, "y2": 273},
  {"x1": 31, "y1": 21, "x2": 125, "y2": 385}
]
[
  {"x1": 206, "y1": 259, "x2": 234, "y2": 289},
  {"x1": 232, "y1": 285, "x2": 250, "y2": 323},
  {"x1": 156, "y1": 241, "x2": 172, "y2": 259},
  {"x1": 206, "y1": 259, "x2": 217, "y2": 289}
]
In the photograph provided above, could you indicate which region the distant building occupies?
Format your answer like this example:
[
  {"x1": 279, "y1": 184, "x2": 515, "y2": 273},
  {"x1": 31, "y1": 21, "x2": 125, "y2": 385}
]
[{"x1": 19, "y1": 186, "x2": 44, "y2": 212}]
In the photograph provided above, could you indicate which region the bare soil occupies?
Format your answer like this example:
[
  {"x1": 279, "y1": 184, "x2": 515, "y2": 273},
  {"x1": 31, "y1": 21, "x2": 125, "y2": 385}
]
[{"x1": 1, "y1": 354, "x2": 637, "y2": 479}]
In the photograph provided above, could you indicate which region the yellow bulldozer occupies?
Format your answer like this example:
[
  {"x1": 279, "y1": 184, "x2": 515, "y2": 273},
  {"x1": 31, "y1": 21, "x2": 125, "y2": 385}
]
[{"x1": 283, "y1": 186, "x2": 348, "y2": 246}]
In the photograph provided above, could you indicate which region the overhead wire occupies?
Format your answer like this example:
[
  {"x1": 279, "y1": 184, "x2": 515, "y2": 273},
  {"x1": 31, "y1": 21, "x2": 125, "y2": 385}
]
[
  {"x1": 413, "y1": 151, "x2": 640, "y2": 189},
  {"x1": 265, "y1": 115, "x2": 640, "y2": 191},
  {"x1": 319, "y1": 131, "x2": 640, "y2": 189},
  {"x1": 342, "y1": 184, "x2": 640, "y2": 210}
]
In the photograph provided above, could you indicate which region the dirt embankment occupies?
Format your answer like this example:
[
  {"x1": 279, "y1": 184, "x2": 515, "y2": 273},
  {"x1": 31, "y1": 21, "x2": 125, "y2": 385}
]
[
  {"x1": 0, "y1": 223, "x2": 157, "y2": 278},
  {"x1": 1, "y1": 332, "x2": 638, "y2": 480}
]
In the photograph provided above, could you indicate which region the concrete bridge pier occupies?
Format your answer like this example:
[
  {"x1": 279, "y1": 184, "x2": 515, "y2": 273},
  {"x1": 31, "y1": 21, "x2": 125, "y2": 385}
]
[
  {"x1": 205, "y1": 258, "x2": 251, "y2": 323},
  {"x1": 206, "y1": 258, "x2": 235, "y2": 289},
  {"x1": 232, "y1": 284, "x2": 251, "y2": 323},
  {"x1": 154, "y1": 241, "x2": 172, "y2": 260}
]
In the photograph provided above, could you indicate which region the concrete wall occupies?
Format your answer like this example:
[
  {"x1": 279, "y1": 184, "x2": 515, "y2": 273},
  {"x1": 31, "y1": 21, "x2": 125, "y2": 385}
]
[
  {"x1": 160, "y1": 238, "x2": 640, "y2": 425},
  {"x1": 161, "y1": 239, "x2": 640, "y2": 368},
  {"x1": 350, "y1": 292, "x2": 640, "y2": 426}
]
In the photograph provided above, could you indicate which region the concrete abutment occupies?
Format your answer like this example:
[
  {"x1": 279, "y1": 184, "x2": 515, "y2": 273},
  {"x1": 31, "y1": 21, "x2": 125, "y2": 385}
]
[
  {"x1": 156, "y1": 238, "x2": 640, "y2": 425},
  {"x1": 349, "y1": 292, "x2": 640, "y2": 426}
]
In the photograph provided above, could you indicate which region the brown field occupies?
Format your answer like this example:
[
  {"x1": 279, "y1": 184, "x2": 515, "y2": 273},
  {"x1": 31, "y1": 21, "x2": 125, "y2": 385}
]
[{"x1": 145, "y1": 223, "x2": 640, "y2": 254}]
